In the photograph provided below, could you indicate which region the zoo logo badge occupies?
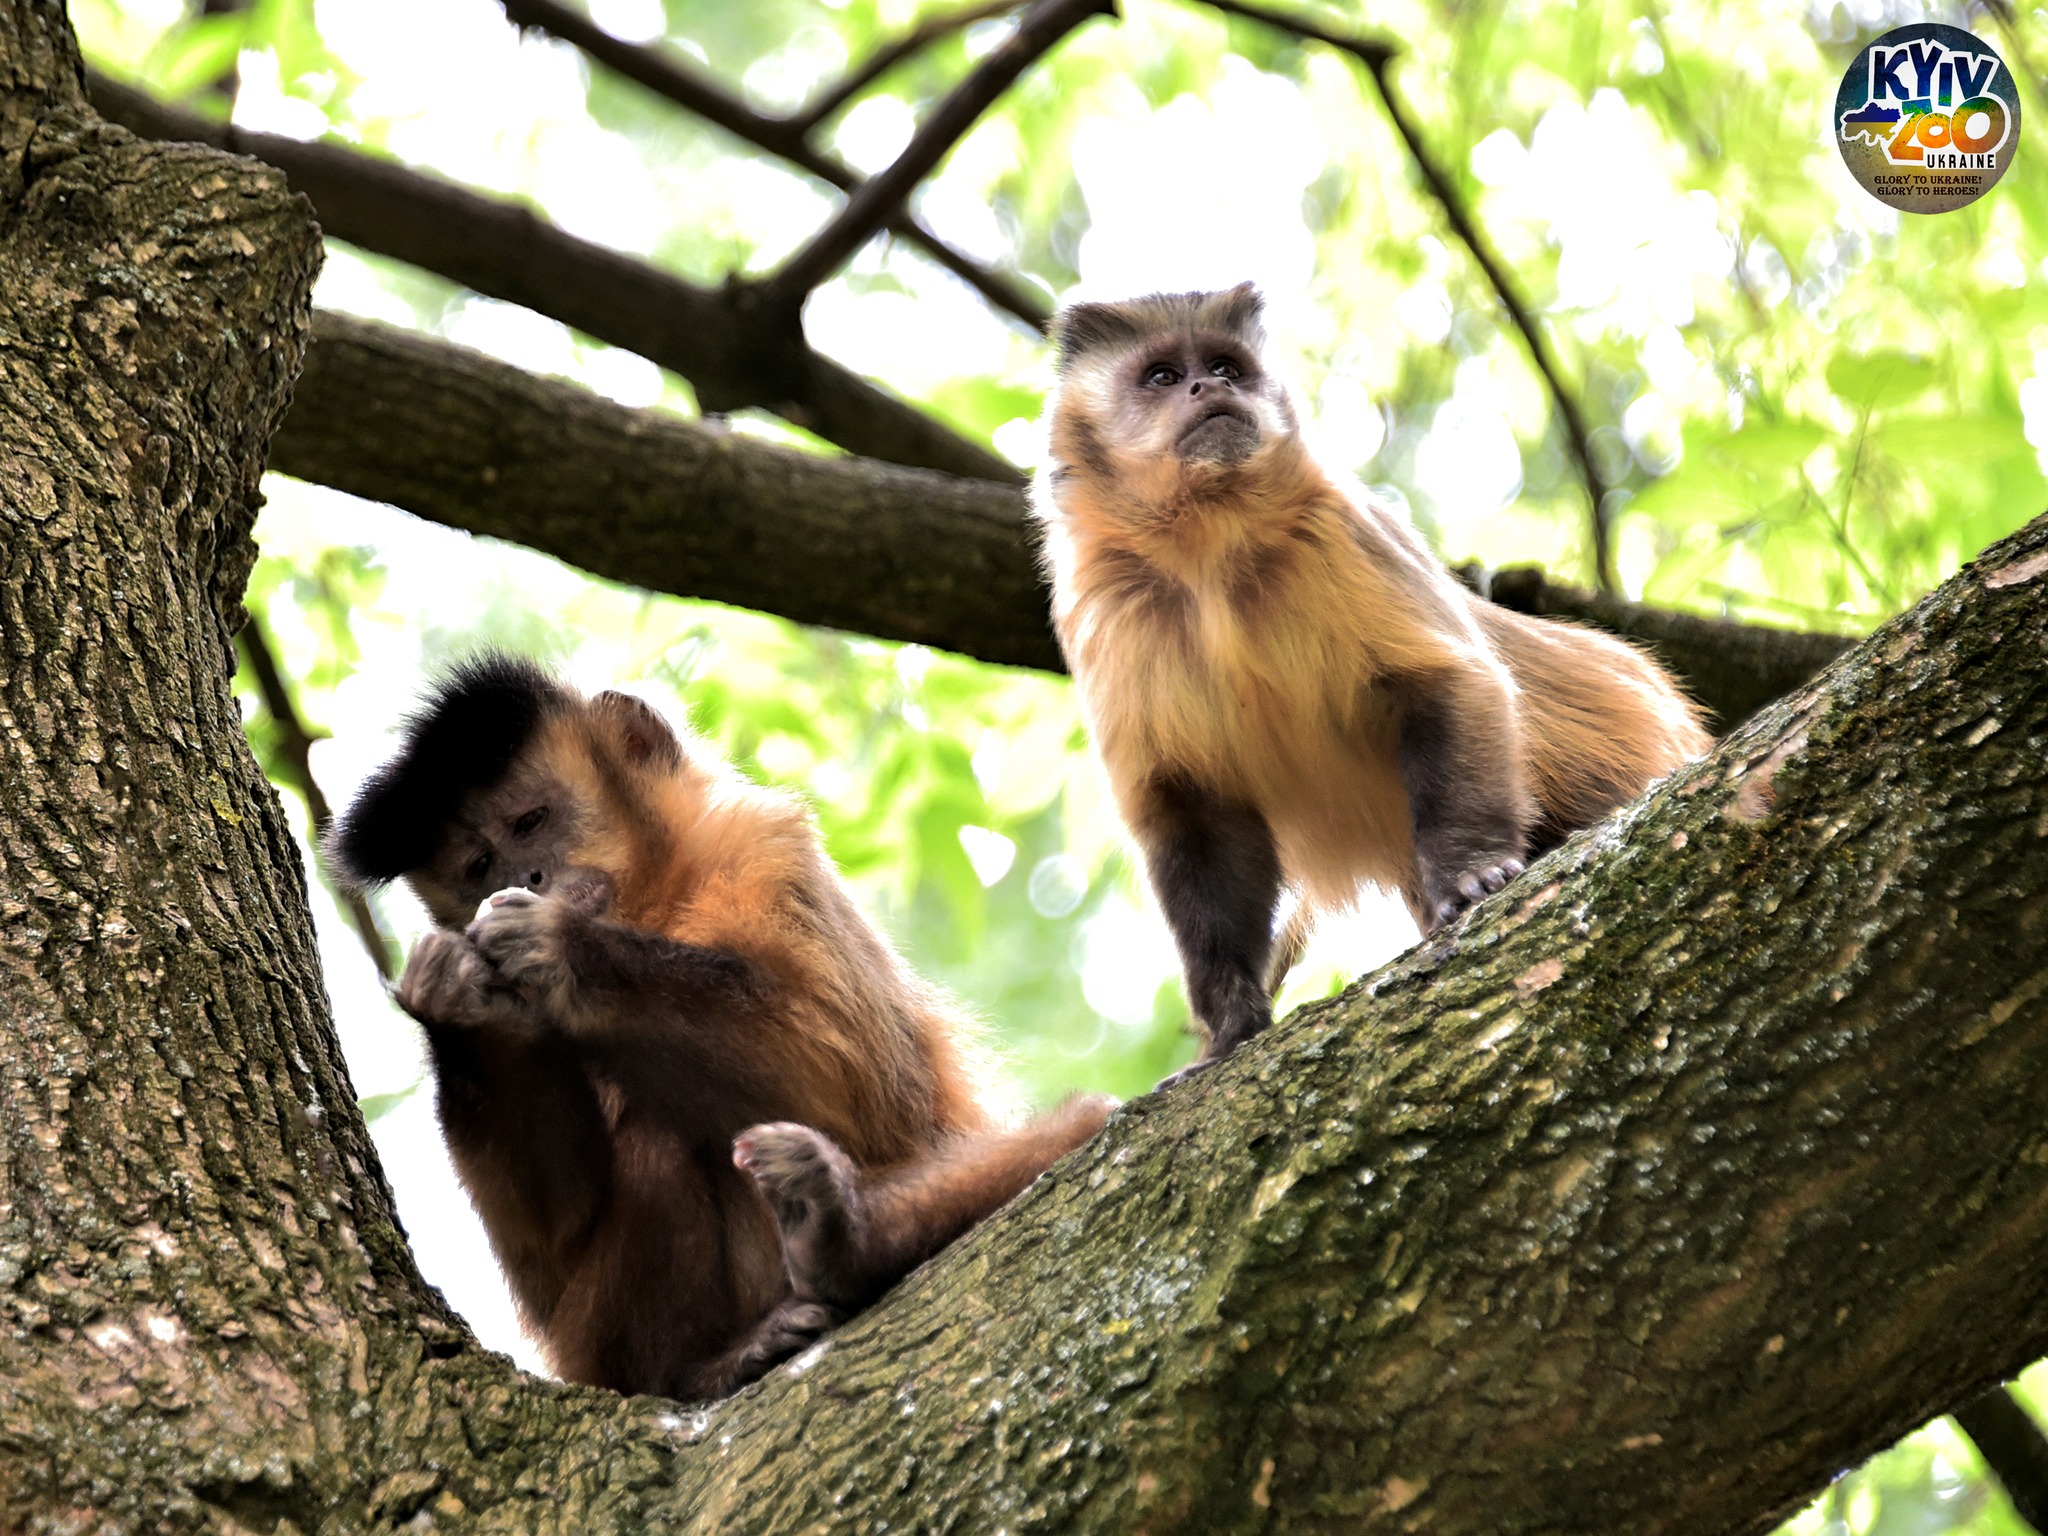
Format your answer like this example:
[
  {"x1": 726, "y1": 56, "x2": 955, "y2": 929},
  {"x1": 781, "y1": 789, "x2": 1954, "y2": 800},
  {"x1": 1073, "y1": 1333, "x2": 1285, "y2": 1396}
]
[{"x1": 1835, "y1": 23, "x2": 2019, "y2": 214}]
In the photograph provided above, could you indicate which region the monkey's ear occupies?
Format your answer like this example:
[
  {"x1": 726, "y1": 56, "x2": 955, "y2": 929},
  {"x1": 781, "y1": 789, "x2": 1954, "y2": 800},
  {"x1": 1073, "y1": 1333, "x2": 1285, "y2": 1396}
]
[
  {"x1": 1210, "y1": 282, "x2": 1265, "y2": 343},
  {"x1": 593, "y1": 690, "x2": 684, "y2": 771}
]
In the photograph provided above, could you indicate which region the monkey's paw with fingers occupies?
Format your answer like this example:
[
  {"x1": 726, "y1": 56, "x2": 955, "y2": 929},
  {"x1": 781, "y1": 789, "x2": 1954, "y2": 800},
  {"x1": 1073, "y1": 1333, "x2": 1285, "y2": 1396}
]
[
  {"x1": 1424, "y1": 855, "x2": 1526, "y2": 932},
  {"x1": 466, "y1": 887, "x2": 578, "y2": 1013},
  {"x1": 722, "y1": 1297, "x2": 840, "y2": 1390},
  {"x1": 395, "y1": 927, "x2": 533, "y2": 1031}
]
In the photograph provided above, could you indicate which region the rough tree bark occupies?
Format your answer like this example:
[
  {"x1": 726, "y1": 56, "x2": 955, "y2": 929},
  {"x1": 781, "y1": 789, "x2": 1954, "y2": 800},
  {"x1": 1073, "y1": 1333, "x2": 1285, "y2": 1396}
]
[{"x1": 9, "y1": 4, "x2": 2048, "y2": 1532}]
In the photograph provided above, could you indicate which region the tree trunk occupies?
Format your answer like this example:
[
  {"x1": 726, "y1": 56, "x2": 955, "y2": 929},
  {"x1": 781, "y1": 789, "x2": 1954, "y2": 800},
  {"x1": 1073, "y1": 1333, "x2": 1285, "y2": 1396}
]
[{"x1": 8, "y1": 5, "x2": 2048, "y2": 1531}]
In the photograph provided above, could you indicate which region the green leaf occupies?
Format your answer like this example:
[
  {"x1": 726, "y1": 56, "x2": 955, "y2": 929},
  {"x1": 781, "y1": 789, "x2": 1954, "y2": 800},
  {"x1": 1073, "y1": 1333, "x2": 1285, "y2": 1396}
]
[
  {"x1": 1825, "y1": 350, "x2": 1941, "y2": 414},
  {"x1": 358, "y1": 1080, "x2": 422, "y2": 1124}
]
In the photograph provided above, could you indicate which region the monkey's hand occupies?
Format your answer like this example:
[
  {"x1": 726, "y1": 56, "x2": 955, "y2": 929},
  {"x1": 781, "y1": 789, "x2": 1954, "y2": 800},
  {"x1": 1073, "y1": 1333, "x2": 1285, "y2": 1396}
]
[
  {"x1": 1422, "y1": 854, "x2": 1526, "y2": 932},
  {"x1": 395, "y1": 928, "x2": 535, "y2": 1030},
  {"x1": 465, "y1": 888, "x2": 581, "y2": 1016}
]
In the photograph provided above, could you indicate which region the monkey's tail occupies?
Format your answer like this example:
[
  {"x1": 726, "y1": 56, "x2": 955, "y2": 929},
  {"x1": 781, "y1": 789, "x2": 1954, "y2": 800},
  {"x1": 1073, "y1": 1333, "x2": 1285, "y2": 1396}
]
[
  {"x1": 1264, "y1": 894, "x2": 1314, "y2": 997},
  {"x1": 863, "y1": 1094, "x2": 1114, "y2": 1279}
]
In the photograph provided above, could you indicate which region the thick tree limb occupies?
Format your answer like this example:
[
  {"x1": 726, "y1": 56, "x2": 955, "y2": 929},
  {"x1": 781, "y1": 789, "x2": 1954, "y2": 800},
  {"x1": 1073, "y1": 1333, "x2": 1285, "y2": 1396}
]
[
  {"x1": 495, "y1": 0, "x2": 1050, "y2": 329},
  {"x1": 759, "y1": 0, "x2": 1113, "y2": 312},
  {"x1": 272, "y1": 311, "x2": 1056, "y2": 668},
  {"x1": 1195, "y1": 0, "x2": 1616, "y2": 593},
  {"x1": 272, "y1": 311, "x2": 1847, "y2": 729},
  {"x1": 84, "y1": 70, "x2": 1021, "y2": 484}
]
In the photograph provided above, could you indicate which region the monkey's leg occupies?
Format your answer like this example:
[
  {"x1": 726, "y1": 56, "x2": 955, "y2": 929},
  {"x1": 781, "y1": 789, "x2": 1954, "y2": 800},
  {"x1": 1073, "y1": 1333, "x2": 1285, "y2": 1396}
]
[
  {"x1": 1130, "y1": 775, "x2": 1283, "y2": 1067},
  {"x1": 734, "y1": 1096, "x2": 1114, "y2": 1312},
  {"x1": 684, "y1": 1297, "x2": 839, "y2": 1400},
  {"x1": 1396, "y1": 678, "x2": 1533, "y2": 932}
]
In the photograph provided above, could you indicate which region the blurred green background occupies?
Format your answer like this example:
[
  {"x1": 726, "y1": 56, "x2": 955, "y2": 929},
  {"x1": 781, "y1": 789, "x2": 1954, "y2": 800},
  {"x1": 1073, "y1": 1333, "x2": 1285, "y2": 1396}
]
[{"x1": 76, "y1": 0, "x2": 2048, "y2": 1527}]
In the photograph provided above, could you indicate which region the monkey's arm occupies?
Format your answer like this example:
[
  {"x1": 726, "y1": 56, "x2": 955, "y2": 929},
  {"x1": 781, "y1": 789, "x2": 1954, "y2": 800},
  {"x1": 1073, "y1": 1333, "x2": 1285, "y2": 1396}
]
[
  {"x1": 1127, "y1": 774, "x2": 1283, "y2": 1067},
  {"x1": 1394, "y1": 672, "x2": 1533, "y2": 931},
  {"x1": 464, "y1": 889, "x2": 780, "y2": 1088},
  {"x1": 396, "y1": 932, "x2": 613, "y2": 1314}
]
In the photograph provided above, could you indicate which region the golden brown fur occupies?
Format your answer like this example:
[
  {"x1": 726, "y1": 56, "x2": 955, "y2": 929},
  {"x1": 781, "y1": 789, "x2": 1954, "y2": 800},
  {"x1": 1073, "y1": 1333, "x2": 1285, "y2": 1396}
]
[
  {"x1": 333, "y1": 660, "x2": 1110, "y2": 1398},
  {"x1": 1032, "y1": 285, "x2": 1709, "y2": 1069}
]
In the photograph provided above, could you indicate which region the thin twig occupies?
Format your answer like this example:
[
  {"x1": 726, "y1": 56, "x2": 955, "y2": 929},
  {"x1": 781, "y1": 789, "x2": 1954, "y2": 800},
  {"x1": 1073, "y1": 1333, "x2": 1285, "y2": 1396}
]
[
  {"x1": 88, "y1": 72, "x2": 1020, "y2": 484},
  {"x1": 1191, "y1": 0, "x2": 1616, "y2": 594},
  {"x1": 760, "y1": 0, "x2": 1113, "y2": 314},
  {"x1": 238, "y1": 618, "x2": 397, "y2": 980},
  {"x1": 791, "y1": 0, "x2": 1027, "y2": 134},
  {"x1": 1955, "y1": 1385, "x2": 2048, "y2": 1532},
  {"x1": 497, "y1": 0, "x2": 1049, "y2": 330}
]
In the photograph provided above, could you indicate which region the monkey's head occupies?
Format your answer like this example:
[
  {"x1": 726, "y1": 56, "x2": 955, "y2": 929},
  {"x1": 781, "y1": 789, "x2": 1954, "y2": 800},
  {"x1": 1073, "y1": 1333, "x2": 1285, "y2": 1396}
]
[
  {"x1": 330, "y1": 654, "x2": 696, "y2": 928},
  {"x1": 1041, "y1": 283, "x2": 1302, "y2": 509}
]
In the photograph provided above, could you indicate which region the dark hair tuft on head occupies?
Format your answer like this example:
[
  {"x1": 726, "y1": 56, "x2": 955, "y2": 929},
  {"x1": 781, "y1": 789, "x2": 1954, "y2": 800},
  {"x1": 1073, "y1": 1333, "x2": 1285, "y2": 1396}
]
[
  {"x1": 1051, "y1": 283, "x2": 1267, "y2": 374},
  {"x1": 329, "y1": 653, "x2": 567, "y2": 886}
]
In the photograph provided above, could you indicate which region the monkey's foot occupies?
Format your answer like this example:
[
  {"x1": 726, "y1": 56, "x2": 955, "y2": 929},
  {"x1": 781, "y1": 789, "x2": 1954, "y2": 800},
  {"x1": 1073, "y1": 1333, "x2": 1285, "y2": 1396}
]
[
  {"x1": 730, "y1": 1300, "x2": 839, "y2": 1389},
  {"x1": 1153, "y1": 1055, "x2": 1218, "y2": 1091},
  {"x1": 1425, "y1": 856, "x2": 1526, "y2": 931},
  {"x1": 698, "y1": 1298, "x2": 839, "y2": 1397},
  {"x1": 734, "y1": 1123, "x2": 868, "y2": 1309}
]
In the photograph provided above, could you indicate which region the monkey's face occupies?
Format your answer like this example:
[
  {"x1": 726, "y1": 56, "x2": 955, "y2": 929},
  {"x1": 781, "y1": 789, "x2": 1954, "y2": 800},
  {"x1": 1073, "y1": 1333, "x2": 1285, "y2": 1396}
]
[
  {"x1": 411, "y1": 756, "x2": 594, "y2": 928},
  {"x1": 1122, "y1": 328, "x2": 1275, "y2": 468},
  {"x1": 1057, "y1": 328, "x2": 1289, "y2": 476},
  {"x1": 1042, "y1": 297, "x2": 1304, "y2": 522}
]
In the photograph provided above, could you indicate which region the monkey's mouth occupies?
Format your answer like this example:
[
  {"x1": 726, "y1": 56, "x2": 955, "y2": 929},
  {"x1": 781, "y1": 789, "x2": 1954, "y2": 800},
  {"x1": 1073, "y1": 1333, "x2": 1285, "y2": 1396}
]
[{"x1": 1177, "y1": 405, "x2": 1259, "y2": 463}]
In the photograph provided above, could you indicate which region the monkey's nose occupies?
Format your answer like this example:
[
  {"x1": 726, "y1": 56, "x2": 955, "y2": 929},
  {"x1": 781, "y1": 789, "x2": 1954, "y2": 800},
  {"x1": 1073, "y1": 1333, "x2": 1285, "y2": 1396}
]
[
  {"x1": 527, "y1": 869, "x2": 547, "y2": 890},
  {"x1": 1188, "y1": 381, "x2": 1203, "y2": 396}
]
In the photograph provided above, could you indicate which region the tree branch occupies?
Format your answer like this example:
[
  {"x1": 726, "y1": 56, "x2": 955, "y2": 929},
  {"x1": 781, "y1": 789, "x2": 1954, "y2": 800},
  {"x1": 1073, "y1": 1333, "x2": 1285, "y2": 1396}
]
[
  {"x1": 236, "y1": 617, "x2": 397, "y2": 980},
  {"x1": 85, "y1": 70, "x2": 1022, "y2": 485},
  {"x1": 495, "y1": 0, "x2": 1050, "y2": 330},
  {"x1": 758, "y1": 0, "x2": 1113, "y2": 314},
  {"x1": 272, "y1": 311, "x2": 1057, "y2": 668},
  {"x1": 1956, "y1": 1387, "x2": 2048, "y2": 1532},
  {"x1": 790, "y1": 0, "x2": 1028, "y2": 134},
  {"x1": 1193, "y1": 0, "x2": 1616, "y2": 593},
  {"x1": 271, "y1": 311, "x2": 1845, "y2": 731},
  {"x1": 1463, "y1": 563, "x2": 1855, "y2": 731}
]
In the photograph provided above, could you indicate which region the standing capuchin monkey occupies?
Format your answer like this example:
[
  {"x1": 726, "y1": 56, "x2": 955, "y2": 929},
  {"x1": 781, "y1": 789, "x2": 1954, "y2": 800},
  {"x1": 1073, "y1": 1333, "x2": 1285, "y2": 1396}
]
[
  {"x1": 330, "y1": 657, "x2": 1111, "y2": 1400},
  {"x1": 1033, "y1": 284, "x2": 1711, "y2": 1074}
]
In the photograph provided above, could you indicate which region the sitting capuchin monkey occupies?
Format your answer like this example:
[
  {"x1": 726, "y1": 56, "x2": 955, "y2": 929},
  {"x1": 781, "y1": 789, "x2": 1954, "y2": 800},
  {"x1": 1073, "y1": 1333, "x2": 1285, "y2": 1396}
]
[
  {"x1": 1032, "y1": 284, "x2": 1711, "y2": 1075},
  {"x1": 330, "y1": 656, "x2": 1112, "y2": 1400}
]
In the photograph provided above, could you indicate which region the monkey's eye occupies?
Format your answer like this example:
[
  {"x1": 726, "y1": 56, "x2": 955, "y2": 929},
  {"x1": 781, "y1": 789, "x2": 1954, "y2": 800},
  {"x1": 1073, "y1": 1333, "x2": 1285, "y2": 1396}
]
[
  {"x1": 1209, "y1": 358, "x2": 1242, "y2": 381},
  {"x1": 467, "y1": 851, "x2": 492, "y2": 882},
  {"x1": 513, "y1": 807, "x2": 548, "y2": 837},
  {"x1": 1144, "y1": 364, "x2": 1182, "y2": 388}
]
